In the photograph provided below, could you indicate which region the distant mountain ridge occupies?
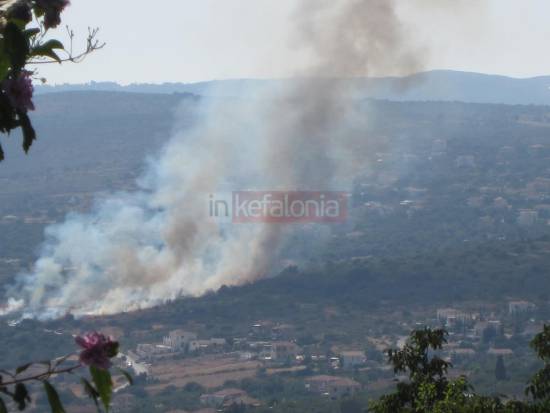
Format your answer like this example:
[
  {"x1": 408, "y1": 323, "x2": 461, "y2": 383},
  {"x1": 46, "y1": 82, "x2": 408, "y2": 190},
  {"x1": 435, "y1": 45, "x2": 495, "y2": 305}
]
[{"x1": 35, "y1": 70, "x2": 550, "y2": 106}]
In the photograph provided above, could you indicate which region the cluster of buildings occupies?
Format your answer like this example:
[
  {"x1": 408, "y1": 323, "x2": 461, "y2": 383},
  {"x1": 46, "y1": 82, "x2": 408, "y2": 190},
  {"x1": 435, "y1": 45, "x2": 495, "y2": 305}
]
[
  {"x1": 437, "y1": 300, "x2": 537, "y2": 331},
  {"x1": 430, "y1": 299, "x2": 540, "y2": 362},
  {"x1": 134, "y1": 330, "x2": 227, "y2": 361},
  {"x1": 134, "y1": 325, "x2": 369, "y2": 371},
  {"x1": 117, "y1": 322, "x2": 370, "y2": 412}
]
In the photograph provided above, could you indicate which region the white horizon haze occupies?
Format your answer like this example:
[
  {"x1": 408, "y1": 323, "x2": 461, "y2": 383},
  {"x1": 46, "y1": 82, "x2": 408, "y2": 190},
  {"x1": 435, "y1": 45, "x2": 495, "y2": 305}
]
[{"x1": 31, "y1": 0, "x2": 550, "y2": 85}]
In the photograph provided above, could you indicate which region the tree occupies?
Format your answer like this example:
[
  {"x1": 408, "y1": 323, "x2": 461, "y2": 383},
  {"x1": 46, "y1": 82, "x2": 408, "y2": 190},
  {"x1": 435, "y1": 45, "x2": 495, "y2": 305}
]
[
  {"x1": 495, "y1": 355, "x2": 507, "y2": 382},
  {"x1": 371, "y1": 326, "x2": 550, "y2": 413},
  {"x1": 0, "y1": 0, "x2": 103, "y2": 161},
  {"x1": 340, "y1": 398, "x2": 364, "y2": 413},
  {"x1": 224, "y1": 402, "x2": 247, "y2": 413},
  {"x1": 369, "y1": 328, "x2": 454, "y2": 413},
  {"x1": 525, "y1": 324, "x2": 550, "y2": 409}
]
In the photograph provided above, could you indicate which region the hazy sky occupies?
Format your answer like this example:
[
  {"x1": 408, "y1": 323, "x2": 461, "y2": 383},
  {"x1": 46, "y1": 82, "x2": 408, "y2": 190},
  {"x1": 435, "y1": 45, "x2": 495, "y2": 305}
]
[{"x1": 34, "y1": 0, "x2": 550, "y2": 85}]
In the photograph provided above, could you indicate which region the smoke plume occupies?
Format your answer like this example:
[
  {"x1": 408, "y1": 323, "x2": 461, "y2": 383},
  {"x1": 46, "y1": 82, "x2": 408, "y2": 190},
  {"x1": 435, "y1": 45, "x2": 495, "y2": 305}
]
[{"x1": 5, "y1": 0, "x2": 429, "y2": 319}]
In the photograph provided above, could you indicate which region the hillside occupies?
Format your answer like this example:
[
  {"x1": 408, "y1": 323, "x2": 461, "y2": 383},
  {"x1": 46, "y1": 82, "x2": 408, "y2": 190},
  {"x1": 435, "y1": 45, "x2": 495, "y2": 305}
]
[
  {"x1": 1, "y1": 91, "x2": 550, "y2": 411},
  {"x1": 2, "y1": 91, "x2": 550, "y2": 276},
  {"x1": 36, "y1": 70, "x2": 550, "y2": 105}
]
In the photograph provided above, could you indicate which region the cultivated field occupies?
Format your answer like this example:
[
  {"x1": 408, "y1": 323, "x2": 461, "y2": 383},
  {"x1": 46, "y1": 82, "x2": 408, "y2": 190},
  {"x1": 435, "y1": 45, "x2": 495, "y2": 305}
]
[{"x1": 146, "y1": 355, "x2": 262, "y2": 393}]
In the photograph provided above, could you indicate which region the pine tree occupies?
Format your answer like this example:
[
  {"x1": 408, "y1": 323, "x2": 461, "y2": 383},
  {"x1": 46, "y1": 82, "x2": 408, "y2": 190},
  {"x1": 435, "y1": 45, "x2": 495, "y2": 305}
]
[{"x1": 495, "y1": 355, "x2": 507, "y2": 381}]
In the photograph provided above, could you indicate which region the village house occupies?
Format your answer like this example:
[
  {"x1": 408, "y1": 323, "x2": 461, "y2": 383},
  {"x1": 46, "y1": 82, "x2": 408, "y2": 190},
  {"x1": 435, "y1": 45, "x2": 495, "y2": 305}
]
[
  {"x1": 522, "y1": 323, "x2": 545, "y2": 338},
  {"x1": 449, "y1": 348, "x2": 476, "y2": 362},
  {"x1": 340, "y1": 351, "x2": 366, "y2": 369},
  {"x1": 517, "y1": 210, "x2": 539, "y2": 227},
  {"x1": 269, "y1": 341, "x2": 302, "y2": 361},
  {"x1": 436, "y1": 308, "x2": 470, "y2": 328},
  {"x1": 135, "y1": 343, "x2": 172, "y2": 360},
  {"x1": 473, "y1": 320, "x2": 501, "y2": 338},
  {"x1": 508, "y1": 300, "x2": 536, "y2": 315},
  {"x1": 162, "y1": 330, "x2": 198, "y2": 351},
  {"x1": 188, "y1": 338, "x2": 227, "y2": 353},
  {"x1": 0, "y1": 215, "x2": 18, "y2": 224},
  {"x1": 493, "y1": 197, "x2": 510, "y2": 210},
  {"x1": 488, "y1": 348, "x2": 514, "y2": 357},
  {"x1": 305, "y1": 375, "x2": 361, "y2": 399}
]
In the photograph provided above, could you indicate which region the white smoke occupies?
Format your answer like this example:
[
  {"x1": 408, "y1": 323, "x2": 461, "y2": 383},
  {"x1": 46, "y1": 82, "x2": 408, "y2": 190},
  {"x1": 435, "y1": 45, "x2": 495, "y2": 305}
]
[
  {"x1": 8, "y1": 97, "x2": 296, "y2": 318},
  {"x1": 4, "y1": 0, "x2": 435, "y2": 319}
]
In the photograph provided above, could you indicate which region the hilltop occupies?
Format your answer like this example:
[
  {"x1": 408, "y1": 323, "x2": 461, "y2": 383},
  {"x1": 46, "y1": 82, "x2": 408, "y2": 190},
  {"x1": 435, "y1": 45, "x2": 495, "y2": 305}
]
[{"x1": 36, "y1": 70, "x2": 550, "y2": 106}]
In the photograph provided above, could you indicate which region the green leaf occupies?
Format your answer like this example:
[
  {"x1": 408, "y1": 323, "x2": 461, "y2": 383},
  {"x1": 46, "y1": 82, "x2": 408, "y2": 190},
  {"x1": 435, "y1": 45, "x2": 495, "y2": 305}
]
[
  {"x1": 31, "y1": 39, "x2": 64, "y2": 63},
  {"x1": 43, "y1": 381, "x2": 66, "y2": 413},
  {"x1": 15, "y1": 363, "x2": 32, "y2": 375},
  {"x1": 90, "y1": 366, "x2": 113, "y2": 412},
  {"x1": 23, "y1": 28, "x2": 41, "y2": 39},
  {"x1": 9, "y1": 19, "x2": 28, "y2": 31},
  {"x1": 17, "y1": 111, "x2": 36, "y2": 153},
  {"x1": 0, "y1": 38, "x2": 10, "y2": 81},
  {"x1": 40, "y1": 49, "x2": 61, "y2": 63},
  {"x1": 0, "y1": 397, "x2": 7, "y2": 413},
  {"x1": 80, "y1": 378, "x2": 99, "y2": 399},
  {"x1": 13, "y1": 383, "x2": 30, "y2": 410},
  {"x1": 116, "y1": 368, "x2": 133, "y2": 385},
  {"x1": 80, "y1": 378, "x2": 100, "y2": 412},
  {"x1": 40, "y1": 39, "x2": 64, "y2": 51},
  {"x1": 4, "y1": 22, "x2": 29, "y2": 72}
]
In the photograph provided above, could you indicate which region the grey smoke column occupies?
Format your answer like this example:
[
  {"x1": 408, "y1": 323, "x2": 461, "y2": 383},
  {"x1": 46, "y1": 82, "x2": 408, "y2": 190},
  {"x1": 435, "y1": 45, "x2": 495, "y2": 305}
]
[
  {"x1": 250, "y1": 0, "x2": 427, "y2": 269},
  {"x1": 4, "y1": 0, "x2": 429, "y2": 319}
]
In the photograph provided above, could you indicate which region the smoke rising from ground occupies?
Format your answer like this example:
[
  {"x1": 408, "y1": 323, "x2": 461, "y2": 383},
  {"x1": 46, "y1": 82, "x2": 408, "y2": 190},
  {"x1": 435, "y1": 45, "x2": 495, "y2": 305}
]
[{"x1": 5, "y1": 0, "x2": 436, "y2": 319}]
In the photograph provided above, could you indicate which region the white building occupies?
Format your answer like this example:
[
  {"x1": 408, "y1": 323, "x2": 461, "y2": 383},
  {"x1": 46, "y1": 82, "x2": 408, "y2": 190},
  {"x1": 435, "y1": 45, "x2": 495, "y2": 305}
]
[
  {"x1": 162, "y1": 330, "x2": 197, "y2": 351},
  {"x1": 509, "y1": 301, "x2": 536, "y2": 315},
  {"x1": 517, "y1": 210, "x2": 539, "y2": 227},
  {"x1": 188, "y1": 338, "x2": 227, "y2": 353},
  {"x1": 269, "y1": 341, "x2": 301, "y2": 361},
  {"x1": 473, "y1": 320, "x2": 501, "y2": 338},
  {"x1": 493, "y1": 197, "x2": 509, "y2": 210},
  {"x1": 437, "y1": 308, "x2": 469, "y2": 327},
  {"x1": 340, "y1": 351, "x2": 366, "y2": 369},
  {"x1": 437, "y1": 308, "x2": 459, "y2": 321},
  {"x1": 135, "y1": 344, "x2": 172, "y2": 360}
]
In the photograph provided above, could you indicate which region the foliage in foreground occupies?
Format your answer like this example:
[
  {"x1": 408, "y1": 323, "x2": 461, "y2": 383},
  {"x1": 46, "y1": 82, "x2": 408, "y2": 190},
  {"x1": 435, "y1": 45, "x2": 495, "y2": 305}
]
[
  {"x1": 0, "y1": 0, "x2": 102, "y2": 161},
  {"x1": 370, "y1": 326, "x2": 550, "y2": 413},
  {"x1": 0, "y1": 331, "x2": 131, "y2": 413}
]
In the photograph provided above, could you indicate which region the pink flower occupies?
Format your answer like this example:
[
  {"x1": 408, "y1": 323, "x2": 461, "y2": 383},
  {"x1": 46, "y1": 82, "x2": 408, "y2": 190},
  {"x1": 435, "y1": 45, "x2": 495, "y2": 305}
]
[
  {"x1": 75, "y1": 332, "x2": 119, "y2": 370},
  {"x1": 2, "y1": 71, "x2": 35, "y2": 112},
  {"x1": 35, "y1": 0, "x2": 70, "y2": 29}
]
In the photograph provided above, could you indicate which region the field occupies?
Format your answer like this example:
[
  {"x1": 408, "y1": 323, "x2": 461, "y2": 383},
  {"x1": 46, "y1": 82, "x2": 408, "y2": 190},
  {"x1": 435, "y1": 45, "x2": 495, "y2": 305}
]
[{"x1": 146, "y1": 355, "x2": 262, "y2": 393}]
